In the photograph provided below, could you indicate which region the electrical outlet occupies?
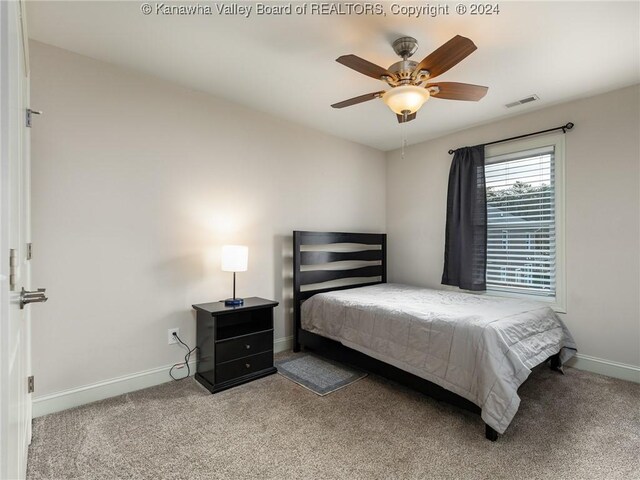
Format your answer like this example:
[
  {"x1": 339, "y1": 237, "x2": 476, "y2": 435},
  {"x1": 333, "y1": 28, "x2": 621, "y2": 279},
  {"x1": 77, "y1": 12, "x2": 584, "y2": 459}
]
[{"x1": 168, "y1": 328, "x2": 179, "y2": 345}]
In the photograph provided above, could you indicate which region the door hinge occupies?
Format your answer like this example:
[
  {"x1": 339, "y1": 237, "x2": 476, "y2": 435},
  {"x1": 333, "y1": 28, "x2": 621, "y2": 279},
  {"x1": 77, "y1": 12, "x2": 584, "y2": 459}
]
[
  {"x1": 27, "y1": 243, "x2": 32, "y2": 260},
  {"x1": 28, "y1": 376, "x2": 34, "y2": 394},
  {"x1": 9, "y1": 249, "x2": 17, "y2": 291},
  {"x1": 26, "y1": 108, "x2": 42, "y2": 128}
]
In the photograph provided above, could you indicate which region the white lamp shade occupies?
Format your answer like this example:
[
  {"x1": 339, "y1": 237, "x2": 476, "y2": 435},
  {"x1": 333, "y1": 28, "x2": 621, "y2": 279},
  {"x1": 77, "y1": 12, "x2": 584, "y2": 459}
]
[
  {"x1": 221, "y1": 245, "x2": 248, "y2": 272},
  {"x1": 382, "y1": 85, "x2": 430, "y2": 115}
]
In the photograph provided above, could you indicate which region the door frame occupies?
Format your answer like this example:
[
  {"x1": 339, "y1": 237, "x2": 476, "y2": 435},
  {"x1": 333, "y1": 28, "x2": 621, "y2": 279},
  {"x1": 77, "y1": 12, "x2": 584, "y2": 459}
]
[
  {"x1": 0, "y1": 0, "x2": 32, "y2": 477},
  {"x1": 19, "y1": 0, "x2": 32, "y2": 445}
]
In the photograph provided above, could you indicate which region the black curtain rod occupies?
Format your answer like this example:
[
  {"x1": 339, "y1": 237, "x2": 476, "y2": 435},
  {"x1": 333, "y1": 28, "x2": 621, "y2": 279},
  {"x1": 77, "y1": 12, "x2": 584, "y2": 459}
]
[{"x1": 448, "y1": 122, "x2": 574, "y2": 155}]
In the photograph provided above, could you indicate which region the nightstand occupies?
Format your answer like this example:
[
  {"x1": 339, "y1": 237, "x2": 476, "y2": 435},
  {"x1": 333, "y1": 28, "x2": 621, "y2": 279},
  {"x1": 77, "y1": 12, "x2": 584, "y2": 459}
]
[{"x1": 192, "y1": 297, "x2": 279, "y2": 393}]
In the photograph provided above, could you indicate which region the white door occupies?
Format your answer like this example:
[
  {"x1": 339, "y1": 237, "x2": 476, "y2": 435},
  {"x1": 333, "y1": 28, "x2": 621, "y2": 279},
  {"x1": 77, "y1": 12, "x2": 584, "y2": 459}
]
[{"x1": 1, "y1": 1, "x2": 34, "y2": 478}]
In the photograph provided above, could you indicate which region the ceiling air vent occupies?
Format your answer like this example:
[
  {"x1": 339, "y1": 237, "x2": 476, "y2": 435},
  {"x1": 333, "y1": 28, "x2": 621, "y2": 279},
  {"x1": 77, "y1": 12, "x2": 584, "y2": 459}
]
[{"x1": 505, "y1": 95, "x2": 540, "y2": 108}]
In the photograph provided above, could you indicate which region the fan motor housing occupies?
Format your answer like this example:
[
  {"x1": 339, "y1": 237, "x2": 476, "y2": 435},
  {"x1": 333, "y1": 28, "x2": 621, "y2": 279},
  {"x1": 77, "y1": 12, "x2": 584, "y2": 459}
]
[{"x1": 389, "y1": 60, "x2": 418, "y2": 82}]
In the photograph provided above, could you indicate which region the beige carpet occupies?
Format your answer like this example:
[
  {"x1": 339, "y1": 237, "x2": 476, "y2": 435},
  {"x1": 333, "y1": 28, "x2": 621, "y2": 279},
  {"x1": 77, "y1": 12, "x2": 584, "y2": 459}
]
[{"x1": 27, "y1": 357, "x2": 639, "y2": 480}]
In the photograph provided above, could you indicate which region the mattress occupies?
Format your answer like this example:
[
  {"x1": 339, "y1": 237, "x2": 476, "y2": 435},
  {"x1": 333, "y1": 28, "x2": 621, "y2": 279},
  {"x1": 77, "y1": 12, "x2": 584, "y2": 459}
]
[{"x1": 301, "y1": 283, "x2": 577, "y2": 434}]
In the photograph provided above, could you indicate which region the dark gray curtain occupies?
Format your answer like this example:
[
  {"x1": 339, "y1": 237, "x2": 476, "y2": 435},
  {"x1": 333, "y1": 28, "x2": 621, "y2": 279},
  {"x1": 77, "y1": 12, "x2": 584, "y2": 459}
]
[{"x1": 441, "y1": 145, "x2": 487, "y2": 291}]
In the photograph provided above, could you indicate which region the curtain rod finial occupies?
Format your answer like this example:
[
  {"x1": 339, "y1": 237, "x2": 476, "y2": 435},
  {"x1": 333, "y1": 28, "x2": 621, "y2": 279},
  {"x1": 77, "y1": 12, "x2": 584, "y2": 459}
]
[
  {"x1": 448, "y1": 149, "x2": 455, "y2": 155},
  {"x1": 561, "y1": 122, "x2": 574, "y2": 133}
]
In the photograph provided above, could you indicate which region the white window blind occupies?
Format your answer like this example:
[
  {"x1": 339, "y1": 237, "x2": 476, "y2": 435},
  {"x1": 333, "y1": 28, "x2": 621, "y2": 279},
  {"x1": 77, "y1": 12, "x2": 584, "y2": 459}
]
[{"x1": 485, "y1": 145, "x2": 556, "y2": 297}]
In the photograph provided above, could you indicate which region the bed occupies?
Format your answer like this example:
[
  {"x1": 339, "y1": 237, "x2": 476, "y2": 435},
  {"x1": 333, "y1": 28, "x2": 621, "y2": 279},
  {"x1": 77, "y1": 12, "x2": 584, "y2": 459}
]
[{"x1": 293, "y1": 231, "x2": 577, "y2": 440}]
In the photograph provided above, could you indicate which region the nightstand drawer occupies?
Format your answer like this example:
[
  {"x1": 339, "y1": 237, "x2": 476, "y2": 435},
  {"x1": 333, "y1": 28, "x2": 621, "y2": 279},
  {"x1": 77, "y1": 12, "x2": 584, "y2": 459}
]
[
  {"x1": 216, "y1": 330, "x2": 273, "y2": 363},
  {"x1": 216, "y1": 351, "x2": 273, "y2": 384}
]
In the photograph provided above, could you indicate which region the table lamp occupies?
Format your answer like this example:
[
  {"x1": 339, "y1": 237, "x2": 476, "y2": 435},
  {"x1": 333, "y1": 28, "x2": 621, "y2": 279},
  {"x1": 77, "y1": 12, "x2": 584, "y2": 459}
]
[{"x1": 221, "y1": 245, "x2": 248, "y2": 306}]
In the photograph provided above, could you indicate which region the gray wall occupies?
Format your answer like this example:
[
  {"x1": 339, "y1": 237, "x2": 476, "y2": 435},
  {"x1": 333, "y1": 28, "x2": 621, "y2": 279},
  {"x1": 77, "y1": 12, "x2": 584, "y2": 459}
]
[
  {"x1": 30, "y1": 42, "x2": 386, "y2": 396},
  {"x1": 386, "y1": 85, "x2": 640, "y2": 370}
]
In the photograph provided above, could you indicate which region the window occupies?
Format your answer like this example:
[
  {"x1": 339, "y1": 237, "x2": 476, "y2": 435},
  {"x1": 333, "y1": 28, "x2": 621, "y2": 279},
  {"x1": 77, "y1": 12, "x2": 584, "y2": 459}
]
[{"x1": 484, "y1": 135, "x2": 565, "y2": 312}]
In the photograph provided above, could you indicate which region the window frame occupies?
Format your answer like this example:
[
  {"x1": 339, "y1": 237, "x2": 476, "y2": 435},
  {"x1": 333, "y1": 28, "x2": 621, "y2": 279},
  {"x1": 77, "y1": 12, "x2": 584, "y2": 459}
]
[{"x1": 483, "y1": 134, "x2": 566, "y2": 313}]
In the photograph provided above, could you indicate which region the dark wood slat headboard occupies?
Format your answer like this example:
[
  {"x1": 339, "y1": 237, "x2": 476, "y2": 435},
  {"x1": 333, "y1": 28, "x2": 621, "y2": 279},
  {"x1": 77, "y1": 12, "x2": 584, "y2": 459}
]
[
  {"x1": 292, "y1": 231, "x2": 387, "y2": 351},
  {"x1": 301, "y1": 249, "x2": 383, "y2": 264}
]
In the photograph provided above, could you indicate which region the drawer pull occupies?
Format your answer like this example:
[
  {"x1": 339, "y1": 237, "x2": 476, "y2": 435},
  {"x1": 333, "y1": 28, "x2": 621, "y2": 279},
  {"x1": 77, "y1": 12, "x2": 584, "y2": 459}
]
[
  {"x1": 245, "y1": 363, "x2": 251, "y2": 369},
  {"x1": 245, "y1": 344, "x2": 251, "y2": 350}
]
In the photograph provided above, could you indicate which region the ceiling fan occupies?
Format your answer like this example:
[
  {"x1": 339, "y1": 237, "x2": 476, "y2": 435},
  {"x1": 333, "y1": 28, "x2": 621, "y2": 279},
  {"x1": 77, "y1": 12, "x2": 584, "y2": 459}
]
[{"x1": 331, "y1": 35, "x2": 488, "y2": 123}]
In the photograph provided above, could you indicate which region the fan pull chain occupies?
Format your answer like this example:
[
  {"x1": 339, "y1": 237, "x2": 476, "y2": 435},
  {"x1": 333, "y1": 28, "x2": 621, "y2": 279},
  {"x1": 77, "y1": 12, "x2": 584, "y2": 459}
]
[{"x1": 401, "y1": 122, "x2": 408, "y2": 160}]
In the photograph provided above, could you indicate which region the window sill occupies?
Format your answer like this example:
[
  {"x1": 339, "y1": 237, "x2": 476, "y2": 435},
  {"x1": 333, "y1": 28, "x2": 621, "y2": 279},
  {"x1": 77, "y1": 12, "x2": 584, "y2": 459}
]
[{"x1": 483, "y1": 288, "x2": 566, "y2": 314}]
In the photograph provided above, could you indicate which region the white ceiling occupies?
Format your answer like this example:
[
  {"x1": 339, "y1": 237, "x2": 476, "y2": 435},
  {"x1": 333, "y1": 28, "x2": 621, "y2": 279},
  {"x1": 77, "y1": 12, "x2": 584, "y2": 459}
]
[{"x1": 27, "y1": 1, "x2": 640, "y2": 151}]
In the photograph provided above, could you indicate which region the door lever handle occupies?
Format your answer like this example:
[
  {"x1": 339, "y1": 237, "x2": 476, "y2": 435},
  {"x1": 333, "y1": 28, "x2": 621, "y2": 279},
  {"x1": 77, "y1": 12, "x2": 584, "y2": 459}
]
[{"x1": 20, "y1": 287, "x2": 48, "y2": 309}]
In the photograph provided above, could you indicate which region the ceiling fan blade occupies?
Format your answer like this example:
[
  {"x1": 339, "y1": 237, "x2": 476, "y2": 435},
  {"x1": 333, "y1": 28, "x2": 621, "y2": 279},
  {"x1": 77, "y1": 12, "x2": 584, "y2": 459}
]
[
  {"x1": 331, "y1": 91, "x2": 385, "y2": 109},
  {"x1": 336, "y1": 55, "x2": 395, "y2": 80},
  {"x1": 413, "y1": 35, "x2": 477, "y2": 79},
  {"x1": 428, "y1": 82, "x2": 488, "y2": 101},
  {"x1": 396, "y1": 112, "x2": 417, "y2": 123}
]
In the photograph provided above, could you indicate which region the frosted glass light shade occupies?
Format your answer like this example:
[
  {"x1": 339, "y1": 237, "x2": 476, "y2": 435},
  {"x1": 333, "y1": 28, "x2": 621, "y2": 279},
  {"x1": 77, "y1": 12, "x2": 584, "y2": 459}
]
[
  {"x1": 382, "y1": 85, "x2": 430, "y2": 115},
  {"x1": 221, "y1": 245, "x2": 248, "y2": 272}
]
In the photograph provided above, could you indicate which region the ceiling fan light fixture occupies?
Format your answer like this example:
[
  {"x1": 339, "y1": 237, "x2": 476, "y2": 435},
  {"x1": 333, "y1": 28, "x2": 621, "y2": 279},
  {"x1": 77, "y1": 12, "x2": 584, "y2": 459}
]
[
  {"x1": 382, "y1": 85, "x2": 430, "y2": 115},
  {"x1": 332, "y1": 35, "x2": 486, "y2": 123}
]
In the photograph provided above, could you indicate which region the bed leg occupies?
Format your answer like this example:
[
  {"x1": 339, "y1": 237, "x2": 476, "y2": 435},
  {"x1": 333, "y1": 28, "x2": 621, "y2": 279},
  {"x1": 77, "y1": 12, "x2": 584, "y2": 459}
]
[
  {"x1": 293, "y1": 341, "x2": 301, "y2": 353},
  {"x1": 485, "y1": 424, "x2": 498, "y2": 442},
  {"x1": 549, "y1": 352, "x2": 564, "y2": 374}
]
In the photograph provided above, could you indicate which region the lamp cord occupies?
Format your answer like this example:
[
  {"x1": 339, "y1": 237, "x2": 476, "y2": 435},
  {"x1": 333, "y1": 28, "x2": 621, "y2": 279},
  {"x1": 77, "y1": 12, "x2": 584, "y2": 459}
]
[{"x1": 169, "y1": 333, "x2": 198, "y2": 381}]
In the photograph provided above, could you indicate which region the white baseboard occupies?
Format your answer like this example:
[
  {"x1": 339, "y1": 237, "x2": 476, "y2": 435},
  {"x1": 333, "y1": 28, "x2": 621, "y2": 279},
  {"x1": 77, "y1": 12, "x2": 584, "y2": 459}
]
[
  {"x1": 566, "y1": 353, "x2": 640, "y2": 383},
  {"x1": 274, "y1": 335, "x2": 293, "y2": 353},
  {"x1": 34, "y1": 340, "x2": 635, "y2": 418},
  {"x1": 33, "y1": 336, "x2": 295, "y2": 418},
  {"x1": 33, "y1": 360, "x2": 198, "y2": 418}
]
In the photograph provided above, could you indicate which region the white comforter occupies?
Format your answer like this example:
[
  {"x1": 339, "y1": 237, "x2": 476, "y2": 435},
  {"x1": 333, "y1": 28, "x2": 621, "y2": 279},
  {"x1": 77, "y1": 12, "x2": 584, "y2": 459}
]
[{"x1": 301, "y1": 283, "x2": 577, "y2": 433}]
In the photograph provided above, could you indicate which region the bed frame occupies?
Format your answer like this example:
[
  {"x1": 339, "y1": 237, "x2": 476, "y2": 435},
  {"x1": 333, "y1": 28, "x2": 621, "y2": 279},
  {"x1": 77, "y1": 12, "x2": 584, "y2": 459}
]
[{"x1": 292, "y1": 230, "x2": 561, "y2": 442}]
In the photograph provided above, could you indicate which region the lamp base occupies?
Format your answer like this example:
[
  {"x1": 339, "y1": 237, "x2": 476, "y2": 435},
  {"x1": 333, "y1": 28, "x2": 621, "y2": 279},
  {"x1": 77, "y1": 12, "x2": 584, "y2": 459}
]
[{"x1": 224, "y1": 298, "x2": 244, "y2": 307}]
